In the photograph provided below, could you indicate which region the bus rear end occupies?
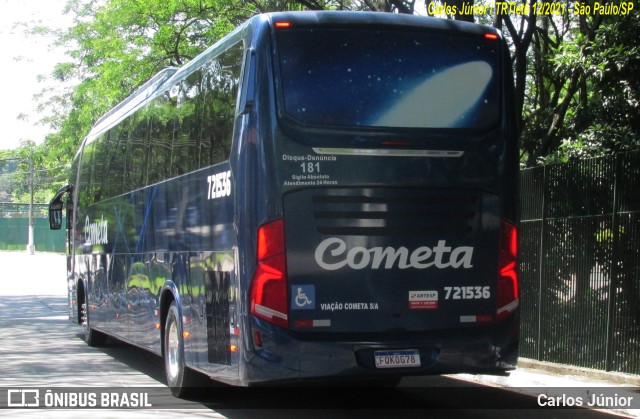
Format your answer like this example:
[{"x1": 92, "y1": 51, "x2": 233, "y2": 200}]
[{"x1": 245, "y1": 12, "x2": 519, "y2": 384}]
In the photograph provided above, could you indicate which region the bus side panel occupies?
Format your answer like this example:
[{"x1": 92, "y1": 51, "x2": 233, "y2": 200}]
[
  {"x1": 67, "y1": 255, "x2": 76, "y2": 322},
  {"x1": 78, "y1": 162, "x2": 238, "y2": 377},
  {"x1": 232, "y1": 23, "x2": 286, "y2": 384},
  {"x1": 88, "y1": 253, "x2": 111, "y2": 339}
]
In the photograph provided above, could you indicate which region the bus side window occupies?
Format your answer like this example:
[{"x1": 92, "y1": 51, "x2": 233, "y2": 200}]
[
  {"x1": 200, "y1": 42, "x2": 243, "y2": 168},
  {"x1": 238, "y1": 49, "x2": 256, "y2": 114}
]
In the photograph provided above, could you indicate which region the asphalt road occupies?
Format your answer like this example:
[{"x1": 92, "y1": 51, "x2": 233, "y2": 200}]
[{"x1": 0, "y1": 251, "x2": 627, "y2": 418}]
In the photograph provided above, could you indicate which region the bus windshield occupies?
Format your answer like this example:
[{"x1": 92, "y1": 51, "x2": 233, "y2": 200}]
[{"x1": 276, "y1": 28, "x2": 500, "y2": 130}]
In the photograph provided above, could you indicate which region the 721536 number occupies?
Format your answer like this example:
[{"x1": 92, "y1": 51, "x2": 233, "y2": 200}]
[{"x1": 444, "y1": 286, "x2": 490, "y2": 300}]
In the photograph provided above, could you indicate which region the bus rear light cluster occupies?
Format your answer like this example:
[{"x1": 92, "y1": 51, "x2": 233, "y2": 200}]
[
  {"x1": 496, "y1": 220, "x2": 519, "y2": 320},
  {"x1": 250, "y1": 219, "x2": 289, "y2": 328}
]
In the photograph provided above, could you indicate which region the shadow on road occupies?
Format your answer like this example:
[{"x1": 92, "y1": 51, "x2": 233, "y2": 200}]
[
  {"x1": 99, "y1": 341, "x2": 619, "y2": 418},
  {"x1": 77, "y1": 333, "x2": 166, "y2": 384},
  {"x1": 0, "y1": 295, "x2": 622, "y2": 418}
]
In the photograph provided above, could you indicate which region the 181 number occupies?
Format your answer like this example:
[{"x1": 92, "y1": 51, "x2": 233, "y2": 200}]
[
  {"x1": 301, "y1": 162, "x2": 321, "y2": 173},
  {"x1": 444, "y1": 286, "x2": 490, "y2": 300}
]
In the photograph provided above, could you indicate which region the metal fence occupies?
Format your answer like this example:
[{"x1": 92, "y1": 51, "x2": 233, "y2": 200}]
[
  {"x1": 520, "y1": 150, "x2": 640, "y2": 375},
  {"x1": 0, "y1": 217, "x2": 65, "y2": 252}
]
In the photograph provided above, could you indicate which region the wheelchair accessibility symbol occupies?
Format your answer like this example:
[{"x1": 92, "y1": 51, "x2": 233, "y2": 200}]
[{"x1": 291, "y1": 284, "x2": 315, "y2": 310}]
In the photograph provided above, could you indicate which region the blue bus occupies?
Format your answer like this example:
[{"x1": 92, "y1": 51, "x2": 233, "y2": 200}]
[{"x1": 49, "y1": 11, "x2": 520, "y2": 395}]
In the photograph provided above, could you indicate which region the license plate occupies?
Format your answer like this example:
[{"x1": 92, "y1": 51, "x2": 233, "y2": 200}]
[{"x1": 374, "y1": 349, "x2": 421, "y2": 369}]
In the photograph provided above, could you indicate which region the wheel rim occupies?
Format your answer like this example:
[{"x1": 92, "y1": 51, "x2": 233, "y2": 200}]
[{"x1": 166, "y1": 317, "x2": 180, "y2": 382}]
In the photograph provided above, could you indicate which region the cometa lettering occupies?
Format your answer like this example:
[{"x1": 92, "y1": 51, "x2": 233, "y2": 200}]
[
  {"x1": 85, "y1": 215, "x2": 108, "y2": 246},
  {"x1": 314, "y1": 237, "x2": 473, "y2": 271}
]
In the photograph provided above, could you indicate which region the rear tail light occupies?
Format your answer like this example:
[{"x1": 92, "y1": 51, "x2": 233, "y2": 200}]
[
  {"x1": 497, "y1": 219, "x2": 519, "y2": 320},
  {"x1": 250, "y1": 219, "x2": 289, "y2": 328}
]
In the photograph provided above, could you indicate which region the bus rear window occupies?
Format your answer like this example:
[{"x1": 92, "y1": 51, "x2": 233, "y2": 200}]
[{"x1": 275, "y1": 28, "x2": 500, "y2": 130}]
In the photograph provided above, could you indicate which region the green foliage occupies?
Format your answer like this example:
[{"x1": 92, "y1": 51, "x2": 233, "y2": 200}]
[
  {"x1": 521, "y1": 11, "x2": 640, "y2": 166},
  {"x1": 19, "y1": 0, "x2": 640, "y2": 177},
  {"x1": 2, "y1": 140, "x2": 68, "y2": 204},
  {"x1": 39, "y1": 0, "x2": 249, "y2": 165}
]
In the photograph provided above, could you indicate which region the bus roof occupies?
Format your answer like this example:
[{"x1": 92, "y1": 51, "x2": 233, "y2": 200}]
[
  {"x1": 264, "y1": 10, "x2": 500, "y2": 37},
  {"x1": 82, "y1": 10, "x2": 500, "y2": 147}
]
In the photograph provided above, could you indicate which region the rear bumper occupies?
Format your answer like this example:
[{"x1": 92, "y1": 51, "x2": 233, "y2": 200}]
[{"x1": 241, "y1": 315, "x2": 519, "y2": 385}]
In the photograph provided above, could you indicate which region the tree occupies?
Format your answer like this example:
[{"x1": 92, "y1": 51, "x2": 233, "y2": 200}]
[
  {"x1": 521, "y1": 2, "x2": 640, "y2": 166},
  {"x1": 28, "y1": 0, "x2": 640, "y2": 174},
  {"x1": 39, "y1": 0, "x2": 248, "y2": 166},
  {"x1": 495, "y1": 0, "x2": 536, "y2": 137}
]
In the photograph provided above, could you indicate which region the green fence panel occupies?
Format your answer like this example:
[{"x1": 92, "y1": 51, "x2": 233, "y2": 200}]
[{"x1": 0, "y1": 217, "x2": 65, "y2": 253}]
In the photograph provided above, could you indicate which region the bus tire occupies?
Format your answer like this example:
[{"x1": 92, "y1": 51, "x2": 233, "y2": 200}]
[
  {"x1": 81, "y1": 291, "x2": 106, "y2": 347},
  {"x1": 164, "y1": 301, "x2": 197, "y2": 397}
]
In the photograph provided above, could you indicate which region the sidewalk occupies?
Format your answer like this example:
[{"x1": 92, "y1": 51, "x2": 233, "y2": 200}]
[{"x1": 453, "y1": 358, "x2": 640, "y2": 417}]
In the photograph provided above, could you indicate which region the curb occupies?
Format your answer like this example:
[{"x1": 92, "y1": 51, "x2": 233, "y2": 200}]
[{"x1": 517, "y1": 358, "x2": 640, "y2": 387}]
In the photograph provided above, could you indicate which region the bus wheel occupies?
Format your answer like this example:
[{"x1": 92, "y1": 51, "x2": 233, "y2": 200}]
[
  {"x1": 164, "y1": 301, "x2": 197, "y2": 397},
  {"x1": 81, "y1": 292, "x2": 106, "y2": 347}
]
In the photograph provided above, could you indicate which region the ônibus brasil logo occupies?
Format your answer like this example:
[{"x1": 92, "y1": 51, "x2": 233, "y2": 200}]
[{"x1": 314, "y1": 237, "x2": 474, "y2": 271}]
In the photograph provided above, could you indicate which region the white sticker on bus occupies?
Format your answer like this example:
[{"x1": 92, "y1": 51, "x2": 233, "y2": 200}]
[
  {"x1": 409, "y1": 290, "x2": 438, "y2": 310},
  {"x1": 314, "y1": 237, "x2": 473, "y2": 271},
  {"x1": 207, "y1": 170, "x2": 231, "y2": 200}
]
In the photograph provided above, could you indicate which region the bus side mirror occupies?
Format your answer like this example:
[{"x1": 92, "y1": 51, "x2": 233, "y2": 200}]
[
  {"x1": 49, "y1": 184, "x2": 73, "y2": 230},
  {"x1": 49, "y1": 201, "x2": 63, "y2": 230}
]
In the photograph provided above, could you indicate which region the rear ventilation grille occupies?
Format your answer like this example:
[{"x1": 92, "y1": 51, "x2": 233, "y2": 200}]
[{"x1": 308, "y1": 189, "x2": 479, "y2": 237}]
